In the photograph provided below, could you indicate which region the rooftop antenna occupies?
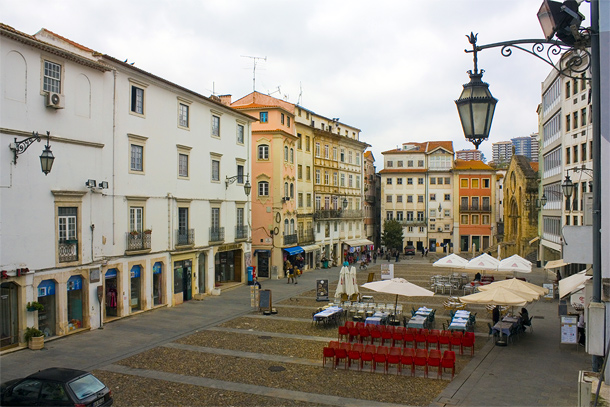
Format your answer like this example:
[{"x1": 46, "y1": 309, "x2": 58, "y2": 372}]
[
  {"x1": 297, "y1": 82, "x2": 303, "y2": 105},
  {"x1": 241, "y1": 55, "x2": 266, "y2": 92}
]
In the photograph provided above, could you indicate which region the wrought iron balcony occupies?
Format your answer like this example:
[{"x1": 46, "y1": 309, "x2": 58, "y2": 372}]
[
  {"x1": 126, "y1": 231, "x2": 151, "y2": 251},
  {"x1": 209, "y1": 227, "x2": 224, "y2": 243},
  {"x1": 401, "y1": 218, "x2": 427, "y2": 227},
  {"x1": 235, "y1": 225, "x2": 249, "y2": 240},
  {"x1": 460, "y1": 204, "x2": 492, "y2": 212},
  {"x1": 176, "y1": 228, "x2": 195, "y2": 246},
  {"x1": 58, "y1": 240, "x2": 78, "y2": 262},
  {"x1": 298, "y1": 228, "x2": 315, "y2": 244},
  {"x1": 342, "y1": 209, "x2": 364, "y2": 219},
  {"x1": 313, "y1": 209, "x2": 343, "y2": 220},
  {"x1": 283, "y1": 233, "x2": 298, "y2": 245}
]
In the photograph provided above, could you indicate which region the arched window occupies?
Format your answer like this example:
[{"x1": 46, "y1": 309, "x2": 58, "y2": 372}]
[
  {"x1": 290, "y1": 183, "x2": 294, "y2": 198},
  {"x1": 290, "y1": 148, "x2": 294, "y2": 163},
  {"x1": 284, "y1": 182, "x2": 289, "y2": 197},
  {"x1": 284, "y1": 146, "x2": 289, "y2": 161},
  {"x1": 258, "y1": 181, "x2": 269, "y2": 196},
  {"x1": 258, "y1": 145, "x2": 269, "y2": 160},
  {"x1": 290, "y1": 219, "x2": 295, "y2": 234},
  {"x1": 284, "y1": 219, "x2": 289, "y2": 234}
]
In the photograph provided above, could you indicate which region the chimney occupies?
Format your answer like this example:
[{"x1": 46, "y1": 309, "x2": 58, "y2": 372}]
[{"x1": 219, "y1": 94, "x2": 232, "y2": 106}]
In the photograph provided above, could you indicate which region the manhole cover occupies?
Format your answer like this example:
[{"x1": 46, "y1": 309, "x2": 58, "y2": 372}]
[
  {"x1": 268, "y1": 366, "x2": 286, "y2": 372},
  {"x1": 258, "y1": 335, "x2": 272, "y2": 340}
]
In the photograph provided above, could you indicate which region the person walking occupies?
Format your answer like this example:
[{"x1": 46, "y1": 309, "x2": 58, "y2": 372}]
[{"x1": 373, "y1": 252, "x2": 377, "y2": 263}]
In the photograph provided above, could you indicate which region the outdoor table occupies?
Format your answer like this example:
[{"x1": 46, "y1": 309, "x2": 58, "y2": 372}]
[
  {"x1": 407, "y1": 315, "x2": 427, "y2": 329},
  {"x1": 313, "y1": 306, "x2": 343, "y2": 324},
  {"x1": 493, "y1": 321, "x2": 515, "y2": 337},
  {"x1": 448, "y1": 319, "x2": 468, "y2": 331},
  {"x1": 455, "y1": 310, "x2": 470, "y2": 318},
  {"x1": 503, "y1": 316, "x2": 520, "y2": 324}
]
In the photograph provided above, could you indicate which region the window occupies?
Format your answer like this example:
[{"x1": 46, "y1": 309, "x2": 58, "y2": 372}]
[
  {"x1": 461, "y1": 179, "x2": 468, "y2": 188},
  {"x1": 437, "y1": 177, "x2": 443, "y2": 185},
  {"x1": 397, "y1": 195, "x2": 403, "y2": 203},
  {"x1": 430, "y1": 193, "x2": 436, "y2": 201},
  {"x1": 340, "y1": 149, "x2": 345, "y2": 162},
  {"x1": 305, "y1": 136, "x2": 310, "y2": 151},
  {"x1": 417, "y1": 211, "x2": 424, "y2": 221},
  {"x1": 237, "y1": 124, "x2": 244, "y2": 144},
  {"x1": 306, "y1": 166, "x2": 311, "y2": 181},
  {"x1": 565, "y1": 81, "x2": 571, "y2": 98},
  {"x1": 418, "y1": 160, "x2": 424, "y2": 167},
  {"x1": 407, "y1": 195, "x2": 413, "y2": 203},
  {"x1": 444, "y1": 209, "x2": 450, "y2": 217},
  {"x1": 418, "y1": 195, "x2": 424, "y2": 203},
  {"x1": 386, "y1": 195, "x2": 392, "y2": 203},
  {"x1": 445, "y1": 177, "x2": 451, "y2": 184},
  {"x1": 179, "y1": 103, "x2": 189, "y2": 128},
  {"x1": 483, "y1": 178, "x2": 490, "y2": 188},
  {"x1": 287, "y1": 117, "x2": 291, "y2": 127},
  {"x1": 356, "y1": 153, "x2": 361, "y2": 165},
  {"x1": 397, "y1": 178, "x2": 403, "y2": 185},
  {"x1": 581, "y1": 143, "x2": 587, "y2": 162},
  {"x1": 461, "y1": 197, "x2": 469, "y2": 208},
  {"x1": 386, "y1": 178, "x2": 392, "y2": 185},
  {"x1": 471, "y1": 197, "x2": 479, "y2": 210},
  {"x1": 444, "y1": 194, "x2": 450, "y2": 201},
  {"x1": 258, "y1": 181, "x2": 269, "y2": 196},
  {"x1": 386, "y1": 161, "x2": 394, "y2": 167},
  {"x1": 386, "y1": 211, "x2": 394, "y2": 220},
  {"x1": 290, "y1": 148, "x2": 294, "y2": 163},
  {"x1": 211, "y1": 159, "x2": 220, "y2": 181},
  {"x1": 325, "y1": 171, "x2": 330, "y2": 185},
  {"x1": 258, "y1": 145, "x2": 269, "y2": 160},
  {"x1": 284, "y1": 146, "x2": 289, "y2": 161},
  {"x1": 333, "y1": 172, "x2": 338, "y2": 186},
  {"x1": 430, "y1": 209, "x2": 436, "y2": 218},
  {"x1": 298, "y1": 193, "x2": 303, "y2": 208},
  {"x1": 396, "y1": 211, "x2": 404, "y2": 221},
  {"x1": 178, "y1": 153, "x2": 188, "y2": 177},
  {"x1": 131, "y1": 144, "x2": 143, "y2": 172},
  {"x1": 573, "y1": 111, "x2": 579, "y2": 129},
  {"x1": 129, "y1": 206, "x2": 143, "y2": 233},
  {"x1": 315, "y1": 196, "x2": 321, "y2": 210},
  {"x1": 348, "y1": 174, "x2": 353, "y2": 187},
  {"x1": 210, "y1": 207, "x2": 220, "y2": 231},
  {"x1": 461, "y1": 215, "x2": 469, "y2": 224},
  {"x1": 324, "y1": 144, "x2": 329, "y2": 159},
  {"x1": 566, "y1": 147, "x2": 571, "y2": 164},
  {"x1": 237, "y1": 164, "x2": 244, "y2": 184},
  {"x1": 298, "y1": 165, "x2": 303, "y2": 179},
  {"x1": 430, "y1": 178, "x2": 436, "y2": 185},
  {"x1": 407, "y1": 160, "x2": 413, "y2": 167},
  {"x1": 260, "y1": 112, "x2": 268, "y2": 123},
  {"x1": 482, "y1": 214, "x2": 490, "y2": 224},
  {"x1": 397, "y1": 160, "x2": 403, "y2": 167},
  {"x1": 306, "y1": 193, "x2": 312, "y2": 207},
  {"x1": 178, "y1": 207, "x2": 189, "y2": 236},
  {"x1": 315, "y1": 142, "x2": 321, "y2": 157},
  {"x1": 418, "y1": 178, "x2": 424, "y2": 185},
  {"x1": 131, "y1": 85, "x2": 144, "y2": 115},
  {"x1": 333, "y1": 147, "x2": 338, "y2": 160},
  {"x1": 581, "y1": 108, "x2": 587, "y2": 126},
  {"x1": 315, "y1": 169, "x2": 321, "y2": 184},
  {"x1": 340, "y1": 173, "x2": 345, "y2": 186},
  {"x1": 58, "y1": 207, "x2": 77, "y2": 242},
  {"x1": 297, "y1": 133, "x2": 302, "y2": 149},
  {"x1": 573, "y1": 145, "x2": 579, "y2": 162},
  {"x1": 348, "y1": 151, "x2": 353, "y2": 163},
  {"x1": 471, "y1": 214, "x2": 479, "y2": 224},
  {"x1": 211, "y1": 115, "x2": 220, "y2": 137},
  {"x1": 290, "y1": 183, "x2": 294, "y2": 199},
  {"x1": 471, "y1": 179, "x2": 479, "y2": 188},
  {"x1": 407, "y1": 211, "x2": 414, "y2": 221},
  {"x1": 407, "y1": 178, "x2": 413, "y2": 185},
  {"x1": 356, "y1": 175, "x2": 360, "y2": 188},
  {"x1": 43, "y1": 60, "x2": 61, "y2": 93},
  {"x1": 566, "y1": 114, "x2": 571, "y2": 131},
  {"x1": 236, "y1": 207, "x2": 244, "y2": 227},
  {"x1": 284, "y1": 182, "x2": 289, "y2": 198},
  {"x1": 281, "y1": 113, "x2": 285, "y2": 125}
]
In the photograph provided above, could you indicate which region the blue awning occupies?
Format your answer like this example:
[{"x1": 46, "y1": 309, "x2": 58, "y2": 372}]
[{"x1": 283, "y1": 246, "x2": 304, "y2": 255}]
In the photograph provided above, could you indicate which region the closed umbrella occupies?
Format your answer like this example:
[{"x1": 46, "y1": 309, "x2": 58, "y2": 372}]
[
  {"x1": 361, "y1": 278, "x2": 434, "y2": 318},
  {"x1": 478, "y1": 278, "x2": 548, "y2": 299},
  {"x1": 334, "y1": 266, "x2": 348, "y2": 299},
  {"x1": 350, "y1": 266, "x2": 359, "y2": 299}
]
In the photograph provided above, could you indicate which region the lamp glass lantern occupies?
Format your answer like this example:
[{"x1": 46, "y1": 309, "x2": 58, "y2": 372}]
[
  {"x1": 244, "y1": 179, "x2": 251, "y2": 196},
  {"x1": 455, "y1": 71, "x2": 498, "y2": 150},
  {"x1": 342, "y1": 198, "x2": 348, "y2": 210},
  {"x1": 561, "y1": 175, "x2": 574, "y2": 198}
]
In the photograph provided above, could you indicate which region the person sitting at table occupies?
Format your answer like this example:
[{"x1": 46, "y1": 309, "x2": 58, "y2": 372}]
[
  {"x1": 474, "y1": 272, "x2": 481, "y2": 282},
  {"x1": 492, "y1": 305, "x2": 500, "y2": 325},
  {"x1": 519, "y1": 307, "x2": 529, "y2": 331}
]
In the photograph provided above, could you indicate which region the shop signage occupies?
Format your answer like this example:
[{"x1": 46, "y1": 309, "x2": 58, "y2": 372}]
[
  {"x1": 38, "y1": 280, "x2": 56, "y2": 297},
  {"x1": 130, "y1": 265, "x2": 141, "y2": 279},
  {"x1": 67, "y1": 275, "x2": 82, "y2": 291},
  {"x1": 90, "y1": 268, "x2": 100, "y2": 283},
  {"x1": 153, "y1": 262, "x2": 163, "y2": 274},
  {"x1": 105, "y1": 269, "x2": 118, "y2": 279},
  {"x1": 218, "y1": 243, "x2": 241, "y2": 253},
  {"x1": 1, "y1": 268, "x2": 30, "y2": 278}
]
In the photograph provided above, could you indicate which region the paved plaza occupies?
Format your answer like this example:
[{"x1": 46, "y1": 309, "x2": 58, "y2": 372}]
[{"x1": 0, "y1": 255, "x2": 594, "y2": 406}]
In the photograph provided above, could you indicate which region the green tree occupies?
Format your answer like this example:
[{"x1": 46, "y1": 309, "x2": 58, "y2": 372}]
[{"x1": 381, "y1": 219, "x2": 404, "y2": 251}]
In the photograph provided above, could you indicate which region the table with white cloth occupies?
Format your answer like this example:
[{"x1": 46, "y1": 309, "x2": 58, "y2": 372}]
[
  {"x1": 365, "y1": 311, "x2": 389, "y2": 326},
  {"x1": 493, "y1": 321, "x2": 516, "y2": 337},
  {"x1": 407, "y1": 315, "x2": 428, "y2": 329},
  {"x1": 449, "y1": 310, "x2": 471, "y2": 331},
  {"x1": 313, "y1": 306, "x2": 343, "y2": 325}
]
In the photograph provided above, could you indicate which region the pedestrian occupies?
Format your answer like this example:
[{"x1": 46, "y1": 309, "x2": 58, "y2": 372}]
[
  {"x1": 421, "y1": 247, "x2": 425, "y2": 257},
  {"x1": 492, "y1": 305, "x2": 500, "y2": 325},
  {"x1": 395, "y1": 251, "x2": 400, "y2": 262},
  {"x1": 425, "y1": 247, "x2": 429, "y2": 257},
  {"x1": 578, "y1": 312, "x2": 585, "y2": 346},
  {"x1": 373, "y1": 252, "x2": 377, "y2": 263},
  {"x1": 253, "y1": 278, "x2": 261, "y2": 289}
]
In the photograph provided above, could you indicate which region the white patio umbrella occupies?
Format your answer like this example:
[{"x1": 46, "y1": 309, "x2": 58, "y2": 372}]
[
  {"x1": 433, "y1": 253, "x2": 469, "y2": 269},
  {"x1": 349, "y1": 266, "x2": 359, "y2": 299},
  {"x1": 478, "y1": 278, "x2": 548, "y2": 299},
  {"x1": 334, "y1": 266, "x2": 348, "y2": 299},
  {"x1": 361, "y1": 278, "x2": 434, "y2": 317},
  {"x1": 465, "y1": 253, "x2": 501, "y2": 272},
  {"x1": 459, "y1": 286, "x2": 536, "y2": 306},
  {"x1": 498, "y1": 255, "x2": 533, "y2": 273},
  {"x1": 559, "y1": 270, "x2": 591, "y2": 299}
]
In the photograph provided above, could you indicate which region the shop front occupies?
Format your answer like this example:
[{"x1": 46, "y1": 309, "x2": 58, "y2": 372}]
[
  {"x1": 152, "y1": 262, "x2": 163, "y2": 306},
  {"x1": 37, "y1": 279, "x2": 57, "y2": 337},
  {"x1": 343, "y1": 239, "x2": 374, "y2": 264},
  {"x1": 130, "y1": 265, "x2": 142, "y2": 312},
  {"x1": 283, "y1": 246, "x2": 304, "y2": 276},
  {"x1": 104, "y1": 268, "x2": 119, "y2": 318},
  {"x1": 254, "y1": 249, "x2": 271, "y2": 278},
  {"x1": 215, "y1": 244, "x2": 243, "y2": 286},
  {"x1": 0, "y1": 282, "x2": 19, "y2": 348},
  {"x1": 66, "y1": 275, "x2": 84, "y2": 332},
  {"x1": 173, "y1": 259, "x2": 193, "y2": 304},
  {"x1": 300, "y1": 244, "x2": 320, "y2": 271}
]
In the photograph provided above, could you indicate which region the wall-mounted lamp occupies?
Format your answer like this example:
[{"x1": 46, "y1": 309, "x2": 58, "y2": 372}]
[
  {"x1": 225, "y1": 173, "x2": 251, "y2": 196},
  {"x1": 86, "y1": 179, "x2": 109, "y2": 191},
  {"x1": 9, "y1": 131, "x2": 55, "y2": 175},
  {"x1": 561, "y1": 166, "x2": 594, "y2": 198}
]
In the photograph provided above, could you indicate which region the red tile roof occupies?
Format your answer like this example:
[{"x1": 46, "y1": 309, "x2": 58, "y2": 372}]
[
  {"x1": 382, "y1": 141, "x2": 454, "y2": 154},
  {"x1": 453, "y1": 159, "x2": 494, "y2": 170},
  {"x1": 529, "y1": 162, "x2": 539, "y2": 172}
]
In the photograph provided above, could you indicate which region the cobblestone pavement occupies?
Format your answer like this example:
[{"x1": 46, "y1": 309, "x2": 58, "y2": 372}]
[{"x1": 0, "y1": 256, "x2": 593, "y2": 406}]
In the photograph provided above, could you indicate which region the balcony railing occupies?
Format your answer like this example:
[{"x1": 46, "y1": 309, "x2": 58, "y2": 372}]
[
  {"x1": 283, "y1": 233, "x2": 298, "y2": 245},
  {"x1": 58, "y1": 240, "x2": 78, "y2": 262},
  {"x1": 235, "y1": 225, "x2": 248, "y2": 240},
  {"x1": 343, "y1": 209, "x2": 364, "y2": 218},
  {"x1": 401, "y1": 218, "x2": 427, "y2": 226},
  {"x1": 460, "y1": 205, "x2": 492, "y2": 212},
  {"x1": 126, "y1": 232, "x2": 151, "y2": 251},
  {"x1": 176, "y1": 228, "x2": 195, "y2": 246},
  {"x1": 298, "y1": 228, "x2": 315, "y2": 244},
  {"x1": 313, "y1": 209, "x2": 343, "y2": 220},
  {"x1": 209, "y1": 227, "x2": 225, "y2": 243}
]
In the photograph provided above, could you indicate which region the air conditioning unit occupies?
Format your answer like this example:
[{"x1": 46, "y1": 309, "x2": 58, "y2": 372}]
[{"x1": 46, "y1": 92, "x2": 64, "y2": 109}]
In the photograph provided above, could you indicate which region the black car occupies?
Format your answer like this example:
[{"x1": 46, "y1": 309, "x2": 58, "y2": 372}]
[
  {"x1": 1, "y1": 367, "x2": 112, "y2": 406},
  {"x1": 404, "y1": 245, "x2": 416, "y2": 255}
]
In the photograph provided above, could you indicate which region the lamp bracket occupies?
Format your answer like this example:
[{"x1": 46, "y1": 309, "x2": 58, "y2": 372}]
[
  {"x1": 10, "y1": 132, "x2": 44, "y2": 164},
  {"x1": 466, "y1": 37, "x2": 591, "y2": 80}
]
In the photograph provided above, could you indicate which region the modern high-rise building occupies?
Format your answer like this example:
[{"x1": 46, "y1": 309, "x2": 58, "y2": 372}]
[
  {"x1": 492, "y1": 141, "x2": 513, "y2": 164},
  {"x1": 511, "y1": 134, "x2": 539, "y2": 162},
  {"x1": 456, "y1": 149, "x2": 483, "y2": 161}
]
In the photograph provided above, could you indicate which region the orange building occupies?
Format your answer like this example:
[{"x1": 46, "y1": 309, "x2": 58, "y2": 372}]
[{"x1": 453, "y1": 159, "x2": 496, "y2": 255}]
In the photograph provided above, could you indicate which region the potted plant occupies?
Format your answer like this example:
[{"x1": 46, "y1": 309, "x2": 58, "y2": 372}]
[
  {"x1": 143, "y1": 229, "x2": 152, "y2": 234},
  {"x1": 24, "y1": 327, "x2": 44, "y2": 350},
  {"x1": 26, "y1": 301, "x2": 44, "y2": 312},
  {"x1": 129, "y1": 230, "x2": 139, "y2": 237}
]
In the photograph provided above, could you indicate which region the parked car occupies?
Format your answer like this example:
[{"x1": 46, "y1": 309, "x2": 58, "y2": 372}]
[
  {"x1": 404, "y1": 245, "x2": 416, "y2": 255},
  {"x1": 1, "y1": 367, "x2": 112, "y2": 406}
]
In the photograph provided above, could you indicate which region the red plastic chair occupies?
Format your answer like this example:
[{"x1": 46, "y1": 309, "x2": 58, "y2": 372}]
[
  {"x1": 355, "y1": 321, "x2": 365, "y2": 329},
  {"x1": 381, "y1": 329, "x2": 394, "y2": 346},
  {"x1": 352, "y1": 343, "x2": 364, "y2": 353},
  {"x1": 338, "y1": 325, "x2": 349, "y2": 342},
  {"x1": 414, "y1": 333, "x2": 426, "y2": 349},
  {"x1": 427, "y1": 349, "x2": 442, "y2": 379},
  {"x1": 461, "y1": 334, "x2": 475, "y2": 356},
  {"x1": 420, "y1": 329, "x2": 429, "y2": 336},
  {"x1": 439, "y1": 331, "x2": 451, "y2": 351},
  {"x1": 361, "y1": 350, "x2": 374, "y2": 372},
  {"x1": 329, "y1": 341, "x2": 340, "y2": 349},
  {"x1": 426, "y1": 333, "x2": 440, "y2": 350},
  {"x1": 395, "y1": 326, "x2": 406, "y2": 335},
  {"x1": 370, "y1": 327, "x2": 383, "y2": 345},
  {"x1": 345, "y1": 321, "x2": 355, "y2": 329},
  {"x1": 373, "y1": 346, "x2": 389, "y2": 373},
  {"x1": 429, "y1": 329, "x2": 441, "y2": 336},
  {"x1": 340, "y1": 342, "x2": 352, "y2": 351},
  {"x1": 441, "y1": 350, "x2": 456, "y2": 379},
  {"x1": 334, "y1": 348, "x2": 348, "y2": 369},
  {"x1": 452, "y1": 331, "x2": 464, "y2": 338},
  {"x1": 322, "y1": 347, "x2": 335, "y2": 367},
  {"x1": 387, "y1": 347, "x2": 402, "y2": 374},
  {"x1": 403, "y1": 332, "x2": 415, "y2": 348},
  {"x1": 392, "y1": 331, "x2": 405, "y2": 348},
  {"x1": 348, "y1": 350, "x2": 361, "y2": 370},
  {"x1": 359, "y1": 327, "x2": 371, "y2": 344},
  {"x1": 407, "y1": 328, "x2": 418, "y2": 336},
  {"x1": 348, "y1": 327, "x2": 359, "y2": 343},
  {"x1": 449, "y1": 335, "x2": 462, "y2": 352},
  {"x1": 413, "y1": 348, "x2": 428, "y2": 378},
  {"x1": 400, "y1": 348, "x2": 415, "y2": 376}
]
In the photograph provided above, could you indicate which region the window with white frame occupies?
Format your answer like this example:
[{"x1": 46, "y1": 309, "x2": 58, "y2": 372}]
[
  {"x1": 315, "y1": 142, "x2": 321, "y2": 157},
  {"x1": 237, "y1": 124, "x2": 244, "y2": 144},
  {"x1": 211, "y1": 115, "x2": 220, "y2": 137},
  {"x1": 315, "y1": 169, "x2": 321, "y2": 184},
  {"x1": 131, "y1": 144, "x2": 144, "y2": 172},
  {"x1": 340, "y1": 173, "x2": 345, "y2": 186},
  {"x1": 211, "y1": 159, "x2": 220, "y2": 181},
  {"x1": 315, "y1": 196, "x2": 321, "y2": 210},
  {"x1": 130, "y1": 82, "x2": 145, "y2": 115},
  {"x1": 348, "y1": 175, "x2": 353, "y2": 187},
  {"x1": 237, "y1": 164, "x2": 244, "y2": 183},
  {"x1": 290, "y1": 148, "x2": 294, "y2": 163},
  {"x1": 178, "y1": 153, "x2": 189, "y2": 177},
  {"x1": 258, "y1": 181, "x2": 269, "y2": 196},
  {"x1": 178, "y1": 103, "x2": 189, "y2": 128},
  {"x1": 258, "y1": 144, "x2": 269, "y2": 160},
  {"x1": 43, "y1": 60, "x2": 61, "y2": 93},
  {"x1": 58, "y1": 207, "x2": 77, "y2": 242},
  {"x1": 324, "y1": 145, "x2": 329, "y2": 159},
  {"x1": 129, "y1": 206, "x2": 143, "y2": 233}
]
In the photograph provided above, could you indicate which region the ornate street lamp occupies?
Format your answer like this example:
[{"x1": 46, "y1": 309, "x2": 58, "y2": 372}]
[
  {"x1": 455, "y1": 33, "x2": 498, "y2": 150},
  {"x1": 9, "y1": 131, "x2": 55, "y2": 175},
  {"x1": 561, "y1": 175, "x2": 575, "y2": 198},
  {"x1": 225, "y1": 173, "x2": 251, "y2": 196}
]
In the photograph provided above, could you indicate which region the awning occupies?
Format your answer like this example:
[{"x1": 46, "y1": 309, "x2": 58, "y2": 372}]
[
  {"x1": 343, "y1": 239, "x2": 374, "y2": 247},
  {"x1": 544, "y1": 259, "x2": 570, "y2": 269},
  {"x1": 300, "y1": 244, "x2": 320, "y2": 252},
  {"x1": 253, "y1": 249, "x2": 271, "y2": 256},
  {"x1": 529, "y1": 236, "x2": 540, "y2": 245},
  {"x1": 283, "y1": 246, "x2": 304, "y2": 255},
  {"x1": 559, "y1": 270, "x2": 591, "y2": 299}
]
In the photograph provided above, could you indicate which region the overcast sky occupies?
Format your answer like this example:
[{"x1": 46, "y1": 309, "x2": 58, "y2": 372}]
[{"x1": 2, "y1": 0, "x2": 591, "y2": 166}]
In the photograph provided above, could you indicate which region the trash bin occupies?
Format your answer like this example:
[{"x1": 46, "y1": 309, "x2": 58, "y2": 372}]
[
  {"x1": 323, "y1": 260, "x2": 329, "y2": 269},
  {"x1": 247, "y1": 266, "x2": 254, "y2": 285}
]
